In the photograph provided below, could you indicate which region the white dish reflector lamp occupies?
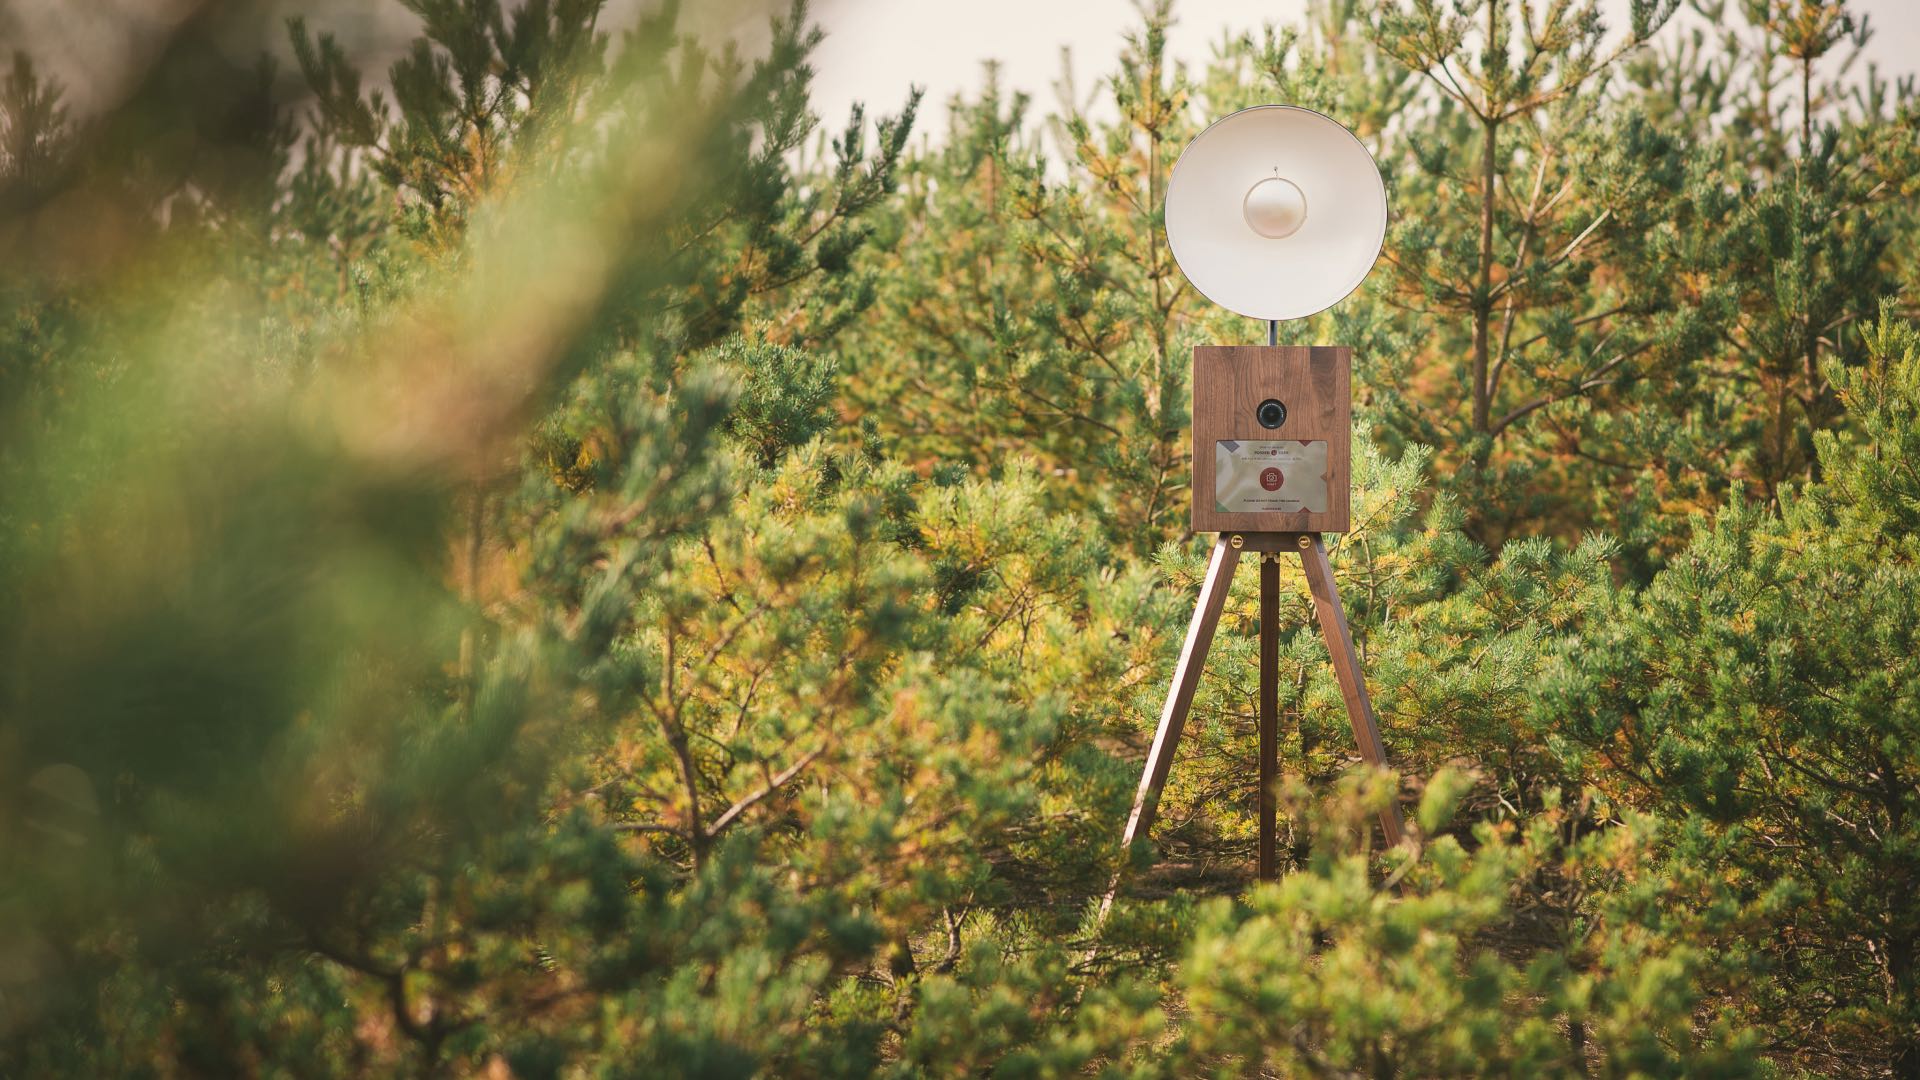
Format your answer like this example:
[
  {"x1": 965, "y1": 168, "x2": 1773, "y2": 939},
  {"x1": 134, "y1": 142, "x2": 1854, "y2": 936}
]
[{"x1": 1165, "y1": 105, "x2": 1387, "y2": 322}]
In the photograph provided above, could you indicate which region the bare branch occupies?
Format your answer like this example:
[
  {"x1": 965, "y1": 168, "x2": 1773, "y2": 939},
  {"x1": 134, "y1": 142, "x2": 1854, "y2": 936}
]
[
  {"x1": 706, "y1": 746, "x2": 826, "y2": 838},
  {"x1": 1489, "y1": 340, "x2": 1652, "y2": 437}
]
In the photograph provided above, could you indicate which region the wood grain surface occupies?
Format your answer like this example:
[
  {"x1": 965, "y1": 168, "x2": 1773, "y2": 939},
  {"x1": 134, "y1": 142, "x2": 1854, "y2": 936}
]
[
  {"x1": 1117, "y1": 537, "x2": 1241, "y2": 855},
  {"x1": 1191, "y1": 345, "x2": 1350, "y2": 534},
  {"x1": 1297, "y1": 533, "x2": 1406, "y2": 846}
]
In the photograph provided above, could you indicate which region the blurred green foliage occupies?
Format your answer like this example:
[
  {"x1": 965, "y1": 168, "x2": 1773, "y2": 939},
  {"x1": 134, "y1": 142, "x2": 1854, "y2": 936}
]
[{"x1": 1, "y1": 0, "x2": 1917, "y2": 1075}]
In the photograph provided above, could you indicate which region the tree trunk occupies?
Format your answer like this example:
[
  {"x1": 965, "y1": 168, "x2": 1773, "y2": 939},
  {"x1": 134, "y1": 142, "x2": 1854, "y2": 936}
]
[
  {"x1": 1891, "y1": 929, "x2": 1919, "y2": 1080},
  {"x1": 1471, "y1": 127, "x2": 1497, "y2": 439},
  {"x1": 1471, "y1": 1, "x2": 1500, "y2": 441}
]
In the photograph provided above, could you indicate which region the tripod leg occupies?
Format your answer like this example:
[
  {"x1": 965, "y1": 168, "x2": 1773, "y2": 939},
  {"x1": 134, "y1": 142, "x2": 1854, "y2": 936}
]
[
  {"x1": 1258, "y1": 554, "x2": 1279, "y2": 880},
  {"x1": 1297, "y1": 534, "x2": 1406, "y2": 847},
  {"x1": 1117, "y1": 537, "x2": 1242, "y2": 858}
]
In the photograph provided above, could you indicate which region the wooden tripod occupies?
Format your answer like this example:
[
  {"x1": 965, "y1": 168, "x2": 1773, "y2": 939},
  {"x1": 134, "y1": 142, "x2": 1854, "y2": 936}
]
[{"x1": 1117, "y1": 530, "x2": 1404, "y2": 888}]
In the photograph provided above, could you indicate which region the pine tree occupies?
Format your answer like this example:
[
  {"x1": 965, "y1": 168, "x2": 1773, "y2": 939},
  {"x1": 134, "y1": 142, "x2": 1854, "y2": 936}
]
[
  {"x1": 1362, "y1": 0, "x2": 1701, "y2": 546},
  {"x1": 1534, "y1": 307, "x2": 1920, "y2": 1077}
]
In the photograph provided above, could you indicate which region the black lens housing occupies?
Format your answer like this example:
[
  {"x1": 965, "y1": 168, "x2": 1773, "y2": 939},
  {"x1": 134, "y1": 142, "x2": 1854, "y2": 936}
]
[{"x1": 1256, "y1": 398, "x2": 1287, "y2": 430}]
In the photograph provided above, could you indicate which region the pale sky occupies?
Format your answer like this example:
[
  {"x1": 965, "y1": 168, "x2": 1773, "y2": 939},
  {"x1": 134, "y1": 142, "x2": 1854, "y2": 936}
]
[
  {"x1": 8, "y1": 0, "x2": 1917, "y2": 135},
  {"x1": 798, "y1": 0, "x2": 1920, "y2": 139}
]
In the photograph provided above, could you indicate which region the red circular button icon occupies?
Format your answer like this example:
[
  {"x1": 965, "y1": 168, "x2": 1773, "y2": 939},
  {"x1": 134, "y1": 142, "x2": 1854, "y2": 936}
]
[{"x1": 1259, "y1": 467, "x2": 1284, "y2": 491}]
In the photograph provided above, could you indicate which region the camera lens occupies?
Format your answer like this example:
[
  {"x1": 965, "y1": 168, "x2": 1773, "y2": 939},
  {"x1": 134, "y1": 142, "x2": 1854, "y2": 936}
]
[{"x1": 1256, "y1": 399, "x2": 1287, "y2": 429}]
